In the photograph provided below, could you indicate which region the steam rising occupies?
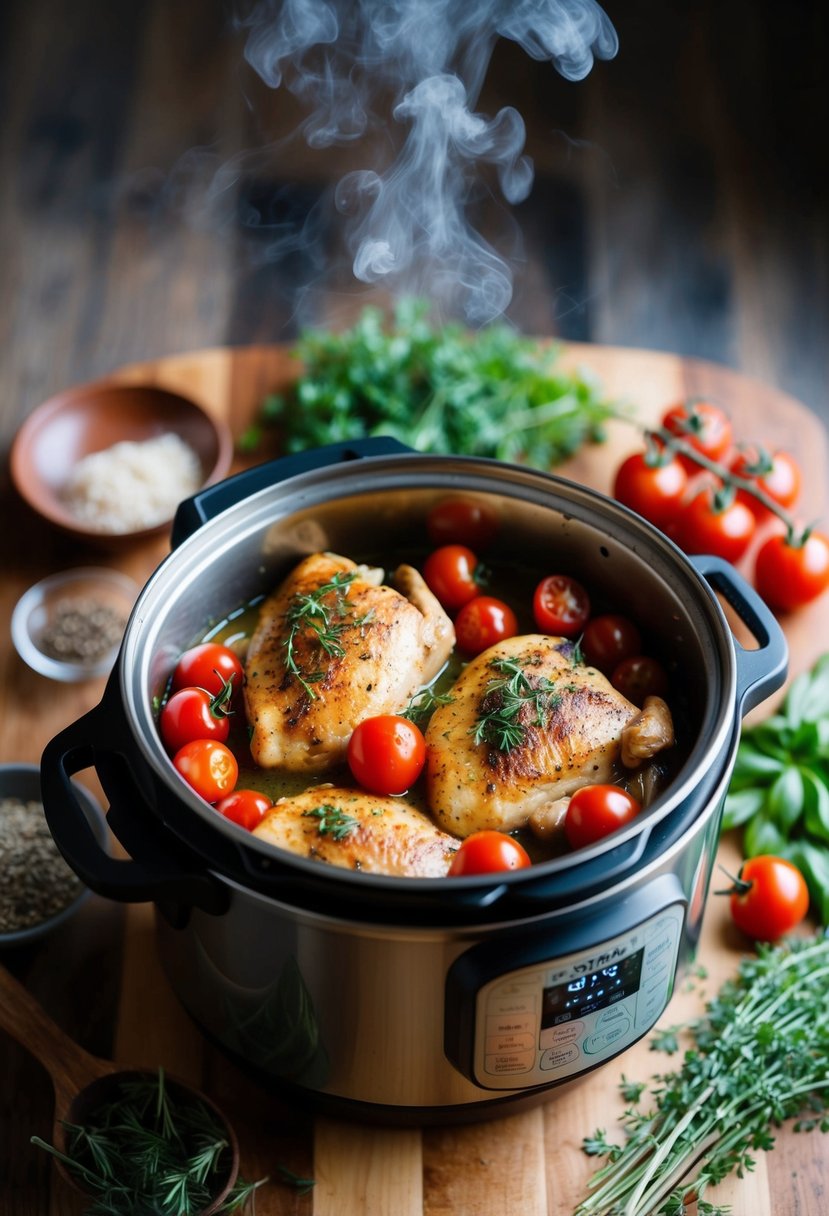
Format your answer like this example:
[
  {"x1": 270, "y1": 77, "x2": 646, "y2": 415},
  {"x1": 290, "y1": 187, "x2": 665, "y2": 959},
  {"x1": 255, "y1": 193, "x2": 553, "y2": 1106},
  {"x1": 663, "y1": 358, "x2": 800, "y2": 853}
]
[{"x1": 238, "y1": 0, "x2": 618, "y2": 321}]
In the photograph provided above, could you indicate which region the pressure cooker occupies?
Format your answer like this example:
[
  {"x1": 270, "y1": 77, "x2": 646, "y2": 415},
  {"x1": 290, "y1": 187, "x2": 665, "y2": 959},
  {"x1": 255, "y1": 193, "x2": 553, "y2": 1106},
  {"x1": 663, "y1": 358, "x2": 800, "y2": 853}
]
[{"x1": 41, "y1": 438, "x2": 787, "y2": 1124}]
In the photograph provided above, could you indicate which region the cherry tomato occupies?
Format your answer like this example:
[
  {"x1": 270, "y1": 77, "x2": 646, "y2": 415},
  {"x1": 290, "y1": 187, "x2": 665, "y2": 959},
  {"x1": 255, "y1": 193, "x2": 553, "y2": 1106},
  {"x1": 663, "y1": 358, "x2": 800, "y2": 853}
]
[
  {"x1": 678, "y1": 487, "x2": 756, "y2": 563},
  {"x1": 455, "y1": 596, "x2": 518, "y2": 655},
  {"x1": 662, "y1": 401, "x2": 733, "y2": 470},
  {"x1": 216, "y1": 789, "x2": 273, "y2": 831},
  {"x1": 159, "y1": 682, "x2": 233, "y2": 753},
  {"x1": 730, "y1": 448, "x2": 801, "y2": 519},
  {"x1": 422, "y1": 545, "x2": 481, "y2": 612},
  {"x1": 582, "y1": 614, "x2": 642, "y2": 675},
  {"x1": 564, "y1": 785, "x2": 641, "y2": 850},
  {"x1": 532, "y1": 575, "x2": 591, "y2": 638},
  {"x1": 613, "y1": 450, "x2": 689, "y2": 530},
  {"x1": 754, "y1": 531, "x2": 829, "y2": 612},
  {"x1": 728, "y1": 855, "x2": 809, "y2": 941},
  {"x1": 448, "y1": 830, "x2": 531, "y2": 876},
  {"x1": 427, "y1": 498, "x2": 497, "y2": 550},
  {"x1": 610, "y1": 655, "x2": 669, "y2": 706},
  {"x1": 173, "y1": 739, "x2": 238, "y2": 802},
  {"x1": 347, "y1": 714, "x2": 426, "y2": 795},
  {"x1": 172, "y1": 643, "x2": 245, "y2": 699}
]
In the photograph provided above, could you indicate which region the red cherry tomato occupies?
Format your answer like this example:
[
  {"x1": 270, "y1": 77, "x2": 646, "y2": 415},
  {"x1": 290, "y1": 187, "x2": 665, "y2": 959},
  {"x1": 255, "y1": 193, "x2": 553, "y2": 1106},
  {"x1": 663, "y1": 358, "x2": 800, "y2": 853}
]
[
  {"x1": 173, "y1": 739, "x2": 239, "y2": 803},
  {"x1": 678, "y1": 487, "x2": 756, "y2": 563},
  {"x1": 455, "y1": 596, "x2": 518, "y2": 655},
  {"x1": 662, "y1": 401, "x2": 733, "y2": 470},
  {"x1": 754, "y1": 531, "x2": 829, "y2": 612},
  {"x1": 532, "y1": 575, "x2": 591, "y2": 638},
  {"x1": 727, "y1": 855, "x2": 809, "y2": 941},
  {"x1": 448, "y1": 830, "x2": 531, "y2": 876},
  {"x1": 427, "y1": 498, "x2": 497, "y2": 550},
  {"x1": 610, "y1": 655, "x2": 669, "y2": 706},
  {"x1": 613, "y1": 450, "x2": 689, "y2": 530},
  {"x1": 172, "y1": 643, "x2": 245, "y2": 699},
  {"x1": 582, "y1": 614, "x2": 642, "y2": 675},
  {"x1": 216, "y1": 789, "x2": 273, "y2": 831},
  {"x1": 564, "y1": 785, "x2": 641, "y2": 850},
  {"x1": 422, "y1": 545, "x2": 481, "y2": 612},
  {"x1": 730, "y1": 448, "x2": 801, "y2": 519},
  {"x1": 347, "y1": 715, "x2": 426, "y2": 795},
  {"x1": 159, "y1": 683, "x2": 233, "y2": 753}
]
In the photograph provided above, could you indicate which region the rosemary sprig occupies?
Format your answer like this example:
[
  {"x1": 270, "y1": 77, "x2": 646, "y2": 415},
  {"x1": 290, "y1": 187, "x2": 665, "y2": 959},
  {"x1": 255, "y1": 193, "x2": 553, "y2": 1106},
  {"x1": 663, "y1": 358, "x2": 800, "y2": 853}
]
[
  {"x1": 282, "y1": 570, "x2": 373, "y2": 700},
  {"x1": 471, "y1": 656, "x2": 561, "y2": 752},
  {"x1": 277, "y1": 1164, "x2": 317, "y2": 1195},
  {"x1": 302, "y1": 803, "x2": 360, "y2": 840},
  {"x1": 400, "y1": 686, "x2": 455, "y2": 727}
]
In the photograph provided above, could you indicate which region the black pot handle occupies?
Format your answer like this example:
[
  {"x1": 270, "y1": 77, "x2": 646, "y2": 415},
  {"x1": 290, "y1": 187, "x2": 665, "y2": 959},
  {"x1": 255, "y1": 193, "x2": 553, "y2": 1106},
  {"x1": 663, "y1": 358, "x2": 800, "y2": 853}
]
[
  {"x1": 41, "y1": 706, "x2": 229, "y2": 915},
  {"x1": 171, "y1": 437, "x2": 413, "y2": 548},
  {"x1": 690, "y1": 554, "x2": 788, "y2": 714}
]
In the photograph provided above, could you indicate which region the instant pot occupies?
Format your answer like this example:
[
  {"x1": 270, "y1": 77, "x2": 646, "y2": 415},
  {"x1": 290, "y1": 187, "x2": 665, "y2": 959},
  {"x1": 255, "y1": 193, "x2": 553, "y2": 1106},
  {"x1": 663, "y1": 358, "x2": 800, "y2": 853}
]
[{"x1": 41, "y1": 439, "x2": 787, "y2": 1124}]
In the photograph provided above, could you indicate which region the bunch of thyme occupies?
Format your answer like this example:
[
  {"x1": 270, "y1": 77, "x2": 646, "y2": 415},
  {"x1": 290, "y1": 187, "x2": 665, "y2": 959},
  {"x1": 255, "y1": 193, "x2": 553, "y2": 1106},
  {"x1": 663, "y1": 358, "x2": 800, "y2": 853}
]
[
  {"x1": 472, "y1": 656, "x2": 561, "y2": 752},
  {"x1": 282, "y1": 570, "x2": 373, "y2": 700},
  {"x1": 576, "y1": 934, "x2": 829, "y2": 1216}
]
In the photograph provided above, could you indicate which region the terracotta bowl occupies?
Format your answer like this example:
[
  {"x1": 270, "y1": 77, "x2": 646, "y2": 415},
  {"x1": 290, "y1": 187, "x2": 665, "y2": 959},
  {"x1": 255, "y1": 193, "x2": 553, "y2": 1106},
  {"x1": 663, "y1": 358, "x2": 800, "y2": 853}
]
[{"x1": 9, "y1": 381, "x2": 234, "y2": 546}]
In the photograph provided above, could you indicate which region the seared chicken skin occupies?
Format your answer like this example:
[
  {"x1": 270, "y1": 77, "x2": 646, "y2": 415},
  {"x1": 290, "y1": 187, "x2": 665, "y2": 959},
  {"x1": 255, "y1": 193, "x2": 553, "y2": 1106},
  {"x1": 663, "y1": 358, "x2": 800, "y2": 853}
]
[
  {"x1": 252, "y1": 786, "x2": 459, "y2": 877},
  {"x1": 426, "y1": 635, "x2": 672, "y2": 837},
  {"x1": 245, "y1": 553, "x2": 454, "y2": 772}
]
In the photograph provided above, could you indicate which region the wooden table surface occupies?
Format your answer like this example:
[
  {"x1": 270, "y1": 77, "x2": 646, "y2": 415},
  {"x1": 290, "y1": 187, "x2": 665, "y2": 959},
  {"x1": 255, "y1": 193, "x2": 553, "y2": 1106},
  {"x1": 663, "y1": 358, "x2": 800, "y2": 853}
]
[{"x1": 2, "y1": 341, "x2": 829, "y2": 1214}]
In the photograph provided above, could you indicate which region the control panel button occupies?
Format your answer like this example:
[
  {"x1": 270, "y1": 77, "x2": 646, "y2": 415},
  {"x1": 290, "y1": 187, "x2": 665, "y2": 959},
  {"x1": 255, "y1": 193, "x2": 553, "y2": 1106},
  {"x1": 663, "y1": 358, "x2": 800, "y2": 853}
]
[
  {"x1": 539, "y1": 1020, "x2": 584, "y2": 1049},
  {"x1": 597, "y1": 1003, "x2": 631, "y2": 1029},
  {"x1": 582, "y1": 1018, "x2": 631, "y2": 1055},
  {"x1": 484, "y1": 1050, "x2": 535, "y2": 1075},
  {"x1": 540, "y1": 1044, "x2": 580, "y2": 1071},
  {"x1": 485, "y1": 1032, "x2": 534, "y2": 1054}
]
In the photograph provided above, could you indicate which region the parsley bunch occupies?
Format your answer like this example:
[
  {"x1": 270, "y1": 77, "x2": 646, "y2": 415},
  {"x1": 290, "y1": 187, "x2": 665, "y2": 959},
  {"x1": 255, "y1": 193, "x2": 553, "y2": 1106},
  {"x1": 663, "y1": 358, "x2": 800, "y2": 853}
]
[
  {"x1": 242, "y1": 299, "x2": 616, "y2": 467},
  {"x1": 576, "y1": 935, "x2": 829, "y2": 1216}
]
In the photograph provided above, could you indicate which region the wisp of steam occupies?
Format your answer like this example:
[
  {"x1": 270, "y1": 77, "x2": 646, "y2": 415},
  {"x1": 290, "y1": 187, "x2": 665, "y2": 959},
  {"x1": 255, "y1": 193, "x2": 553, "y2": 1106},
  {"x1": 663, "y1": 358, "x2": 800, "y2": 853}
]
[{"x1": 238, "y1": 0, "x2": 618, "y2": 322}]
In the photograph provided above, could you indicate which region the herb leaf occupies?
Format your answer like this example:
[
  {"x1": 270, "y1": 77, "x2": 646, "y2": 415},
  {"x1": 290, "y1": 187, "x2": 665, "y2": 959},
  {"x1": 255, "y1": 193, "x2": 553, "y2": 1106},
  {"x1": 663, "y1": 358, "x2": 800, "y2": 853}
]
[
  {"x1": 472, "y1": 656, "x2": 561, "y2": 753},
  {"x1": 283, "y1": 570, "x2": 372, "y2": 700},
  {"x1": 302, "y1": 804, "x2": 360, "y2": 841}
]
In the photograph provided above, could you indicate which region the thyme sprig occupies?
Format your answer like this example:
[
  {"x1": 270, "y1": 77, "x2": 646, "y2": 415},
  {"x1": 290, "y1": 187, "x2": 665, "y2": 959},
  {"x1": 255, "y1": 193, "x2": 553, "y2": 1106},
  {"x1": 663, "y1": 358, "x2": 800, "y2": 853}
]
[
  {"x1": 283, "y1": 570, "x2": 373, "y2": 700},
  {"x1": 576, "y1": 934, "x2": 829, "y2": 1216},
  {"x1": 472, "y1": 656, "x2": 561, "y2": 753},
  {"x1": 400, "y1": 686, "x2": 455, "y2": 727},
  {"x1": 302, "y1": 804, "x2": 360, "y2": 840}
]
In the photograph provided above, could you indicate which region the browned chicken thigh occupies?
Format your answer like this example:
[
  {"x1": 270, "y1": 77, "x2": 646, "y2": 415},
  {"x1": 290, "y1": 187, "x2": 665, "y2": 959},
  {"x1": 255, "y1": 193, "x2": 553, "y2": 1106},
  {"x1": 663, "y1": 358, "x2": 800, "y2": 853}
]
[{"x1": 245, "y1": 552, "x2": 454, "y2": 772}]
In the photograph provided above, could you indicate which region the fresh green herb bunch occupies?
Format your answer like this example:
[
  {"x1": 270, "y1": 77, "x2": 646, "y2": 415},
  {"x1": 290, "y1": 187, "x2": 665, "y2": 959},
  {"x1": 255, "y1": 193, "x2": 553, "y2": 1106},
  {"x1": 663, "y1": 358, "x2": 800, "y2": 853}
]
[
  {"x1": 472, "y1": 656, "x2": 561, "y2": 752},
  {"x1": 576, "y1": 934, "x2": 829, "y2": 1216},
  {"x1": 723, "y1": 652, "x2": 829, "y2": 923},
  {"x1": 242, "y1": 299, "x2": 616, "y2": 466},
  {"x1": 32, "y1": 1068, "x2": 265, "y2": 1215},
  {"x1": 283, "y1": 569, "x2": 373, "y2": 701}
]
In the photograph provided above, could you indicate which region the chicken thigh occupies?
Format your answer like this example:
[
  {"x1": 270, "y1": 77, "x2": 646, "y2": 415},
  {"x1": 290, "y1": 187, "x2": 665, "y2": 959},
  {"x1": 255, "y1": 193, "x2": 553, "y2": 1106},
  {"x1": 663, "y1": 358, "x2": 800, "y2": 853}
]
[
  {"x1": 245, "y1": 552, "x2": 454, "y2": 772},
  {"x1": 425, "y1": 634, "x2": 667, "y2": 837},
  {"x1": 252, "y1": 786, "x2": 459, "y2": 877}
]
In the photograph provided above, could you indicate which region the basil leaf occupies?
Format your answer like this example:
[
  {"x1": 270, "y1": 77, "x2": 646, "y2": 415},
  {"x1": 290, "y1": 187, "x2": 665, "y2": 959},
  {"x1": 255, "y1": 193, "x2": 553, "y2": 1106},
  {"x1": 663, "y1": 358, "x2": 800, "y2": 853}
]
[
  {"x1": 766, "y1": 767, "x2": 805, "y2": 834},
  {"x1": 801, "y1": 768, "x2": 829, "y2": 843},
  {"x1": 722, "y1": 788, "x2": 767, "y2": 830},
  {"x1": 744, "y1": 811, "x2": 786, "y2": 858},
  {"x1": 786, "y1": 655, "x2": 829, "y2": 726},
  {"x1": 782, "y1": 841, "x2": 829, "y2": 925}
]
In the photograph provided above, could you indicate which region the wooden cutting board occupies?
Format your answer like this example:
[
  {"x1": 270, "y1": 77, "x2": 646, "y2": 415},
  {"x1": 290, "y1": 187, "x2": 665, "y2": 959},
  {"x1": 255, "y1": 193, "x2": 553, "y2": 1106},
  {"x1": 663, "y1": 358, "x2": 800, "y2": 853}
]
[{"x1": 4, "y1": 342, "x2": 829, "y2": 1215}]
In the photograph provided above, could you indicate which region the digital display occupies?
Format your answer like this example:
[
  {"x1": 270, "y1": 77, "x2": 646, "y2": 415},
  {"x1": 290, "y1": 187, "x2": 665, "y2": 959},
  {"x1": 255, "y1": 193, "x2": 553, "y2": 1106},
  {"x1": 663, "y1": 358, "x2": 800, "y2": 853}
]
[{"x1": 541, "y1": 948, "x2": 644, "y2": 1027}]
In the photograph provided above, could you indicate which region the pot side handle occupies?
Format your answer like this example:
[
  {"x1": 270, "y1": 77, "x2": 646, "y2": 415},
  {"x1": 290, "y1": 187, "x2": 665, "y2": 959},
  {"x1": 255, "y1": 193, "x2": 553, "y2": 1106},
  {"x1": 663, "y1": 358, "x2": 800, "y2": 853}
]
[
  {"x1": 40, "y1": 708, "x2": 229, "y2": 915},
  {"x1": 690, "y1": 555, "x2": 788, "y2": 715},
  {"x1": 171, "y1": 437, "x2": 413, "y2": 548}
]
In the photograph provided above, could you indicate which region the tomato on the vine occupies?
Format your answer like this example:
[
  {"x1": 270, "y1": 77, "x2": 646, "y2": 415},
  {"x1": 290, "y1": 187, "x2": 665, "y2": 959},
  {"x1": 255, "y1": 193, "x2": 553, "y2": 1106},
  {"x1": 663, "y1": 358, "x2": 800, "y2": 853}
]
[
  {"x1": 172, "y1": 643, "x2": 245, "y2": 699},
  {"x1": 564, "y1": 785, "x2": 641, "y2": 850},
  {"x1": 754, "y1": 531, "x2": 829, "y2": 612},
  {"x1": 422, "y1": 544, "x2": 482, "y2": 612},
  {"x1": 662, "y1": 401, "x2": 733, "y2": 470},
  {"x1": 448, "y1": 830, "x2": 531, "y2": 876},
  {"x1": 532, "y1": 575, "x2": 591, "y2": 638},
  {"x1": 582, "y1": 614, "x2": 642, "y2": 675},
  {"x1": 216, "y1": 788, "x2": 273, "y2": 831},
  {"x1": 678, "y1": 486, "x2": 756, "y2": 563},
  {"x1": 173, "y1": 739, "x2": 238, "y2": 803},
  {"x1": 455, "y1": 596, "x2": 518, "y2": 655},
  {"x1": 611, "y1": 655, "x2": 668, "y2": 706},
  {"x1": 613, "y1": 450, "x2": 689, "y2": 530},
  {"x1": 726, "y1": 855, "x2": 809, "y2": 941},
  {"x1": 730, "y1": 448, "x2": 801, "y2": 519},
  {"x1": 347, "y1": 714, "x2": 426, "y2": 795},
  {"x1": 159, "y1": 682, "x2": 233, "y2": 753},
  {"x1": 426, "y1": 498, "x2": 497, "y2": 550}
]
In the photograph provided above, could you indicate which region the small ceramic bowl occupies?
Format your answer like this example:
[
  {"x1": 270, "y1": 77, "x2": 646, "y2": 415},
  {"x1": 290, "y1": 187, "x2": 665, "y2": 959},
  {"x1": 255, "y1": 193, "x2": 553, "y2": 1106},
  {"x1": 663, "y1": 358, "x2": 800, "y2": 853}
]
[
  {"x1": 0, "y1": 763, "x2": 107, "y2": 948},
  {"x1": 9, "y1": 381, "x2": 234, "y2": 546},
  {"x1": 11, "y1": 567, "x2": 138, "y2": 682}
]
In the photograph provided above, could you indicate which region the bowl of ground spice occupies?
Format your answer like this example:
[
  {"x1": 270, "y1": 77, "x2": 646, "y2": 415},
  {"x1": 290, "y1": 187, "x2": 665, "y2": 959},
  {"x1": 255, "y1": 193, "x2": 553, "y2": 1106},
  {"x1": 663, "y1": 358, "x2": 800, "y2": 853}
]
[
  {"x1": 0, "y1": 764, "x2": 106, "y2": 947},
  {"x1": 11, "y1": 567, "x2": 138, "y2": 682}
]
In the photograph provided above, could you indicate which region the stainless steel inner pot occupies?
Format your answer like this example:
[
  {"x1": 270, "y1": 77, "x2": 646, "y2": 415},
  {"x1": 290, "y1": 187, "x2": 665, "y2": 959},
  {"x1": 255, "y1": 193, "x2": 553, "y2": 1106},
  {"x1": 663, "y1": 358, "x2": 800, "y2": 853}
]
[{"x1": 41, "y1": 440, "x2": 787, "y2": 1122}]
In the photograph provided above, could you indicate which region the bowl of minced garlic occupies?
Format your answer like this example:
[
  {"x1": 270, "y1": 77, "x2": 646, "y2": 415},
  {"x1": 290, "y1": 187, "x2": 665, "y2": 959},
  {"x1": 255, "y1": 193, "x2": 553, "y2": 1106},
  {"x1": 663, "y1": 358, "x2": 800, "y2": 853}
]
[{"x1": 0, "y1": 764, "x2": 106, "y2": 946}]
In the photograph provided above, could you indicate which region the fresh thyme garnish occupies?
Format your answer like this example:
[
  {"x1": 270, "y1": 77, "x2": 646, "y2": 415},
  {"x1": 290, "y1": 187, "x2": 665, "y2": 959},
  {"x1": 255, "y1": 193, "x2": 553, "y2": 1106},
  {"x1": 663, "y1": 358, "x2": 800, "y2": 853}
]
[
  {"x1": 471, "y1": 656, "x2": 561, "y2": 752},
  {"x1": 283, "y1": 570, "x2": 373, "y2": 700},
  {"x1": 31, "y1": 1067, "x2": 265, "y2": 1214},
  {"x1": 277, "y1": 1164, "x2": 317, "y2": 1195},
  {"x1": 302, "y1": 804, "x2": 360, "y2": 840},
  {"x1": 400, "y1": 686, "x2": 455, "y2": 726}
]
